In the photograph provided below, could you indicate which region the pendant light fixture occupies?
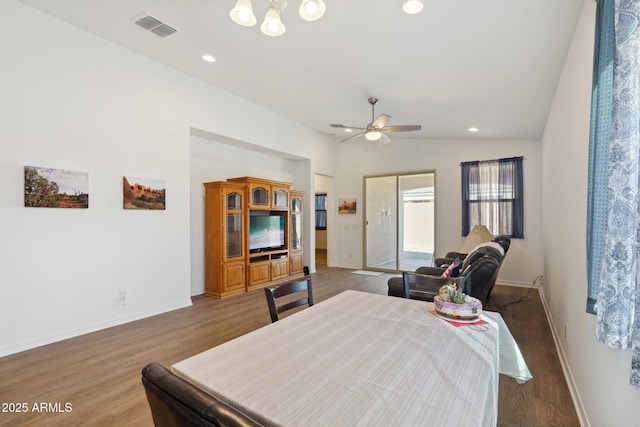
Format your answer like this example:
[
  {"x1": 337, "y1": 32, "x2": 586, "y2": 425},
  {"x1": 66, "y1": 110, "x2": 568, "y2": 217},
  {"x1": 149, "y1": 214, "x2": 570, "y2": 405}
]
[
  {"x1": 299, "y1": 0, "x2": 326, "y2": 21},
  {"x1": 230, "y1": 0, "x2": 257, "y2": 26},
  {"x1": 230, "y1": 0, "x2": 327, "y2": 37},
  {"x1": 260, "y1": 4, "x2": 286, "y2": 36}
]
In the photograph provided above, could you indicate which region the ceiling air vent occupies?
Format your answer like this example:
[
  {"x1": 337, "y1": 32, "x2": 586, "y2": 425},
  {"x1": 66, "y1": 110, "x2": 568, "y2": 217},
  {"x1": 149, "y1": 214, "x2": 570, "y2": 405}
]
[{"x1": 134, "y1": 14, "x2": 177, "y2": 38}]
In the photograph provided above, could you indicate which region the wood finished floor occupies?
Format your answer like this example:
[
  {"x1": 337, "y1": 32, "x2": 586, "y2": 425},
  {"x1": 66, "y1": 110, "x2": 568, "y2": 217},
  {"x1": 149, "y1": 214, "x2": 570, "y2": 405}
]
[{"x1": 0, "y1": 266, "x2": 579, "y2": 427}]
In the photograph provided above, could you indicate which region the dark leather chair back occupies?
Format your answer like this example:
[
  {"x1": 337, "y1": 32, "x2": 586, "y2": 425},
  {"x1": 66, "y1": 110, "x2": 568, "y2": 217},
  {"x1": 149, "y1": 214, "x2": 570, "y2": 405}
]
[
  {"x1": 460, "y1": 242, "x2": 503, "y2": 269},
  {"x1": 493, "y1": 235, "x2": 511, "y2": 254},
  {"x1": 402, "y1": 271, "x2": 455, "y2": 301},
  {"x1": 141, "y1": 362, "x2": 262, "y2": 427}
]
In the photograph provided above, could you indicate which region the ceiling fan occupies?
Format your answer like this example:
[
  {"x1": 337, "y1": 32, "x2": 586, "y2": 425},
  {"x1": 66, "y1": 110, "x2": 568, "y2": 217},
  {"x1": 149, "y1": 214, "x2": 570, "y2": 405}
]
[{"x1": 330, "y1": 97, "x2": 422, "y2": 144}]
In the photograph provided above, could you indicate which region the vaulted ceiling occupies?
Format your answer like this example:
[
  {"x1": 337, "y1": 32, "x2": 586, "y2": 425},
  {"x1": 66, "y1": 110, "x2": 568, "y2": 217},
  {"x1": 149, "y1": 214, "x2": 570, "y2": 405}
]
[{"x1": 18, "y1": 0, "x2": 585, "y2": 142}]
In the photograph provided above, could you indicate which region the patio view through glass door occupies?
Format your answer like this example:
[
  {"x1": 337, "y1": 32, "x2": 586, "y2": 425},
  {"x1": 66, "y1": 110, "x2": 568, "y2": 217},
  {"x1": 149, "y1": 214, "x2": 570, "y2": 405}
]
[{"x1": 364, "y1": 172, "x2": 435, "y2": 272}]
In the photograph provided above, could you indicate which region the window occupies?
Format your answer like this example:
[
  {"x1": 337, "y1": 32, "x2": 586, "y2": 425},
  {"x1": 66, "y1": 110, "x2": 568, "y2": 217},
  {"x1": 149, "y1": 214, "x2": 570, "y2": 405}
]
[
  {"x1": 315, "y1": 193, "x2": 327, "y2": 230},
  {"x1": 461, "y1": 156, "x2": 523, "y2": 238}
]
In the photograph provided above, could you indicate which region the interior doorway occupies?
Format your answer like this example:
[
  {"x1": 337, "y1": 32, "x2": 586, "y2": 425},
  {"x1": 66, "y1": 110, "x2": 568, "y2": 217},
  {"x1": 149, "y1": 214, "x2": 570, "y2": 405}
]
[
  {"x1": 315, "y1": 174, "x2": 332, "y2": 267},
  {"x1": 364, "y1": 171, "x2": 435, "y2": 272}
]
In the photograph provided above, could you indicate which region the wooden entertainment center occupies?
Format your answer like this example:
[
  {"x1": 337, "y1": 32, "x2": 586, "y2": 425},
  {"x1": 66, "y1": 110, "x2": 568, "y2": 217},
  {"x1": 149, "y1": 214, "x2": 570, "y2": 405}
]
[{"x1": 203, "y1": 177, "x2": 304, "y2": 298}]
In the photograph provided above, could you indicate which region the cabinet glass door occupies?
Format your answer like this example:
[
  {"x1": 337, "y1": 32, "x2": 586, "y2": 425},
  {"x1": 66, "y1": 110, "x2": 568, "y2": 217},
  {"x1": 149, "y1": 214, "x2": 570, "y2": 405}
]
[
  {"x1": 291, "y1": 214, "x2": 302, "y2": 250},
  {"x1": 226, "y1": 213, "x2": 243, "y2": 258},
  {"x1": 226, "y1": 192, "x2": 242, "y2": 210},
  {"x1": 273, "y1": 189, "x2": 288, "y2": 208},
  {"x1": 292, "y1": 197, "x2": 302, "y2": 213},
  {"x1": 252, "y1": 187, "x2": 269, "y2": 206}
]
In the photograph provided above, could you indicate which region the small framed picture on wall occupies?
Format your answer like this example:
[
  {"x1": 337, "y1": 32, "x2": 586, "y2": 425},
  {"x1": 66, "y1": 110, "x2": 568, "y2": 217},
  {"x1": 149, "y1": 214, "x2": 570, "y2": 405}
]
[
  {"x1": 123, "y1": 176, "x2": 166, "y2": 210},
  {"x1": 24, "y1": 166, "x2": 89, "y2": 208},
  {"x1": 338, "y1": 198, "x2": 356, "y2": 214}
]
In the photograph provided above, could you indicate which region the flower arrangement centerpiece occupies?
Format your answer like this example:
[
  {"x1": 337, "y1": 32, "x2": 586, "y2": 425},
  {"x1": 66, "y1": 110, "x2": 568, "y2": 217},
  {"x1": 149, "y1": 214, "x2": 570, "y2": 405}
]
[{"x1": 433, "y1": 284, "x2": 482, "y2": 321}]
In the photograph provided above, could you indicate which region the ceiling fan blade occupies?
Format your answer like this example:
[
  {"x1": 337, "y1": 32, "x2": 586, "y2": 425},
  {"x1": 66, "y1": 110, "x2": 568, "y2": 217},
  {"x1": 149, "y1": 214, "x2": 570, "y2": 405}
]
[
  {"x1": 371, "y1": 114, "x2": 391, "y2": 129},
  {"x1": 381, "y1": 125, "x2": 422, "y2": 132},
  {"x1": 330, "y1": 123, "x2": 365, "y2": 130},
  {"x1": 339, "y1": 131, "x2": 365, "y2": 143},
  {"x1": 381, "y1": 133, "x2": 392, "y2": 144}
]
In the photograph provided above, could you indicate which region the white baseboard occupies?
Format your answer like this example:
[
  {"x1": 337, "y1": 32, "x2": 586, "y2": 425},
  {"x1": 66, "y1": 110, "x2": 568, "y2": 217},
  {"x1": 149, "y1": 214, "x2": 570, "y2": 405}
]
[
  {"x1": 496, "y1": 279, "x2": 541, "y2": 288},
  {"x1": 538, "y1": 287, "x2": 589, "y2": 427},
  {"x1": 0, "y1": 299, "x2": 193, "y2": 358},
  {"x1": 329, "y1": 263, "x2": 363, "y2": 270}
]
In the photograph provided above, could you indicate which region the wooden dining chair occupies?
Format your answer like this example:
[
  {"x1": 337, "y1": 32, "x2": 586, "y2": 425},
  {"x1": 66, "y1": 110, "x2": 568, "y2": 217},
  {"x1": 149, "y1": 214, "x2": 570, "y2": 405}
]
[{"x1": 264, "y1": 278, "x2": 314, "y2": 322}]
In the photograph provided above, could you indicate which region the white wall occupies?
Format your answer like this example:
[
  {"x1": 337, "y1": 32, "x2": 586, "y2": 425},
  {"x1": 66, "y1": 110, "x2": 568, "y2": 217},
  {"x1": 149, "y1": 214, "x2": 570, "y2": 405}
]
[
  {"x1": 0, "y1": 0, "x2": 335, "y2": 356},
  {"x1": 333, "y1": 139, "x2": 543, "y2": 286},
  {"x1": 541, "y1": 1, "x2": 640, "y2": 425}
]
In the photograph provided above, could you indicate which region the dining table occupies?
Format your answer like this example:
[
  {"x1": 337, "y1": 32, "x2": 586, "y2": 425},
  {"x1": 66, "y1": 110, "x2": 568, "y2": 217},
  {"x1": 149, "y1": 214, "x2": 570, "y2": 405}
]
[{"x1": 172, "y1": 290, "x2": 531, "y2": 427}]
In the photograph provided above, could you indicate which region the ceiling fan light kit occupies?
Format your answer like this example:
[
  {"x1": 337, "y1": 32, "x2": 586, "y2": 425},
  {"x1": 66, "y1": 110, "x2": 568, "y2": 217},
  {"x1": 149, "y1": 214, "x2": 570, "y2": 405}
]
[
  {"x1": 365, "y1": 131, "x2": 382, "y2": 141},
  {"x1": 230, "y1": 0, "x2": 326, "y2": 36}
]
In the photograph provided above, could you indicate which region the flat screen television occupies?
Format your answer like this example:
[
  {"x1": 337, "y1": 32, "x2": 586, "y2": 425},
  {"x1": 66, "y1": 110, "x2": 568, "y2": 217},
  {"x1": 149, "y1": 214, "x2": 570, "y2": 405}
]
[{"x1": 249, "y1": 215, "x2": 285, "y2": 252}]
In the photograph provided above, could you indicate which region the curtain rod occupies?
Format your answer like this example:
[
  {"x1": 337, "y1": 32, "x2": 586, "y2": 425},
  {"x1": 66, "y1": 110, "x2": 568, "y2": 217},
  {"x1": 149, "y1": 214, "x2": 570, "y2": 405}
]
[{"x1": 460, "y1": 156, "x2": 524, "y2": 166}]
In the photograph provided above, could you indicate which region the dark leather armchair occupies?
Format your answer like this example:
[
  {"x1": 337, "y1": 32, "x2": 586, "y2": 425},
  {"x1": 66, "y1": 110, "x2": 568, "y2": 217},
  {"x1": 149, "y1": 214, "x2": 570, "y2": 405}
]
[
  {"x1": 388, "y1": 243, "x2": 504, "y2": 304},
  {"x1": 141, "y1": 361, "x2": 263, "y2": 427}
]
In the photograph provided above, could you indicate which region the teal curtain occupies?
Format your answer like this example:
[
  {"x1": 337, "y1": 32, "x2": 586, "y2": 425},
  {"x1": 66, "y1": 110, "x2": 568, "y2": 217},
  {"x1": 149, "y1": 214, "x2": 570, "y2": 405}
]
[
  {"x1": 587, "y1": 0, "x2": 640, "y2": 389},
  {"x1": 587, "y1": 0, "x2": 615, "y2": 315}
]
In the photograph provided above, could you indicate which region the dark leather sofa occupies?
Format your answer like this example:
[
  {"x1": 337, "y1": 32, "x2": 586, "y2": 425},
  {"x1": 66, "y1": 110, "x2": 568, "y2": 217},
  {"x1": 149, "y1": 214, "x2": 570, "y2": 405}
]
[
  {"x1": 142, "y1": 361, "x2": 263, "y2": 427},
  {"x1": 388, "y1": 241, "x2": 505, "y2": 304}
]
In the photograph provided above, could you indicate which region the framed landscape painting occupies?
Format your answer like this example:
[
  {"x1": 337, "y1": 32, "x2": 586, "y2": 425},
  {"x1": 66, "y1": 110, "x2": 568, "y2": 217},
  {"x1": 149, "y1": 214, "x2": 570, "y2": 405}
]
[
  {"x1": 24, "y1": 166, "x2": 89, "y2": 208},
  {"x1": 338, "y1": 198, "x2": 356, "y2": 214},
  {"x1": 123, "y1": 176, "x2": 166, "y2": 210}
]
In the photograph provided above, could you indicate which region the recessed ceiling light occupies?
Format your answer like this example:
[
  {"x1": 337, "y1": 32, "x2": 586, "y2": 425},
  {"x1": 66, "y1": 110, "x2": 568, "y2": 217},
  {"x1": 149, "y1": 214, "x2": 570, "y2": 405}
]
[
  {"x1": 345, "y1": 128, "x2": 353, "y2": 133},
  {"x1": 468, "y1": 127, "x2": 479, "y2": 133},
  {"x1": 202, "y1": 54, "x2": 216, "y2": 63},
  {"x1": 403, "y1": 0, "x2": 424, "y2": 14}
]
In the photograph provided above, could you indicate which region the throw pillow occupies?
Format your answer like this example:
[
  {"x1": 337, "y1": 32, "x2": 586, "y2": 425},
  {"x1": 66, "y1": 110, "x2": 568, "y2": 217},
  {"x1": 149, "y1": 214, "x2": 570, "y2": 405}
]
[{"x1": 441, "y1": 257, "x2": 461, "y2": 278}]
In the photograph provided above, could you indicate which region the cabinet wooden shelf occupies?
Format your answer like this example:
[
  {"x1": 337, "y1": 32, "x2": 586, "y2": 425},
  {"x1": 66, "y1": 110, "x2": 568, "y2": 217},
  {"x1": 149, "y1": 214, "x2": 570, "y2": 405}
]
[{"x1": 204, "y1": 177, "x2": 304, "y2": 298}]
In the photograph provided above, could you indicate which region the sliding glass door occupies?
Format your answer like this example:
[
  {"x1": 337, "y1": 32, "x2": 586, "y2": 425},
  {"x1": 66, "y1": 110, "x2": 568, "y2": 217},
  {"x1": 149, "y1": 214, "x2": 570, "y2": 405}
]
[{"x1": 364, "y1": 172, "x2": 435, "y2": 272}]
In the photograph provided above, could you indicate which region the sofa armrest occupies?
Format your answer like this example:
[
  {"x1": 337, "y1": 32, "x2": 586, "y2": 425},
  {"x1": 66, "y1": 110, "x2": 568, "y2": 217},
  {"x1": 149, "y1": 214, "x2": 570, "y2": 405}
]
[
  {"x1": 445, "y1": 251, "x2": 467, "y2": 260},
  {"x1": 433, "y1": 258, "x2": 455, "y2": 268},
  {"x1": 415, "y1": 266, "x2": 446, "y2": 276}
]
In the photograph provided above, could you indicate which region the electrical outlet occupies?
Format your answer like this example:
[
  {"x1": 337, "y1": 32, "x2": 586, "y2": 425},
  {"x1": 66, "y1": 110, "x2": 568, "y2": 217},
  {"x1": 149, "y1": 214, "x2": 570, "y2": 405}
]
[{"x1": 119, "y1": 291, "x2": 127, "y2": 306}]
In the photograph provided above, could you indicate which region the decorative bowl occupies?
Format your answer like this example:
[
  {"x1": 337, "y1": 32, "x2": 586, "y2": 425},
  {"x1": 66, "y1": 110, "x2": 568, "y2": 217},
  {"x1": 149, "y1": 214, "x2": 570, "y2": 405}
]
[{"x1": 433, "y1": 295, "x2": 482, "y2": 321}]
